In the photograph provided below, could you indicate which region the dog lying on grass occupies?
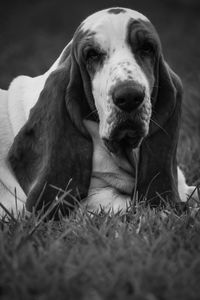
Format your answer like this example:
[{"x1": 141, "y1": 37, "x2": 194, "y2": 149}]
[{"x1": 0, "y1": 7, "x2": 198, "y2": 217}]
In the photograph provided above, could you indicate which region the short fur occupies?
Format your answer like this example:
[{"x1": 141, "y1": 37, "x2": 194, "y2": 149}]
[
  {"x1": 8, "y1": 51, "x2": 93, "y2": 215},
  {"x1": 138, "y1": 60, "x2": 182, "y2": 205},
  {"x1": 0, "y1": 7, "x2": 197, "y2": 216}
]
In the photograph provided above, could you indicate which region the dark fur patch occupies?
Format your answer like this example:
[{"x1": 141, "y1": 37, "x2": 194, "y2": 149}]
[
  {"x1": 75, "y1": 27, "x2": 95, "y2": 40},
  {"x1": 9, "y1": 63, "x2": 93, "y2": 217},
  {"x1": 58, "y1": 44, "x2": 72, "y2": 65},
  {"x1": 107, "y1": 8, "x2": 126, "y2": 15},
  {"x1": 126, "y1": 19, "x2": 160, "y2": 97},
  {"x1": 122, "y1": 17, "x2": 182, "y2": 206}
]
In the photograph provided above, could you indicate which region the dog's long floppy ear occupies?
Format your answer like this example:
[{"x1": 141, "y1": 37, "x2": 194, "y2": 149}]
[
  {"x1": 138, "y1": 55, "x2": 182, "y2": 207},
  {"x1": 8, "y1": 46, "x2": 93, "y2": 215}
]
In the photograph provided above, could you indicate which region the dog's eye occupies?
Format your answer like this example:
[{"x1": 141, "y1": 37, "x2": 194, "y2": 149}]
[
  {"x1": 139, "y1": 42, "x2": 155, "y2": 57},
  {"x1": 85, "y1": 48, "x2": 102, "y2": 62}
]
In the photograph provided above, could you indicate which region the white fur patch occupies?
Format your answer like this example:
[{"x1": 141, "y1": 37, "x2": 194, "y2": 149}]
[
  {"x1": 83, "y1": 187, "x2": 131, "y2": 214},
  {"x1": 81, "y1": 8, "x2": 148, "y2": 33},
  {"x1": 178, "y1": 167, "x2": 198, "y2": 203},
  {"x1": 0, "y1": 89, "x2": 26, "y2": 217}
]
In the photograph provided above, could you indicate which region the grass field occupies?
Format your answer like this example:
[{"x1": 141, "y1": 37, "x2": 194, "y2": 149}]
[
  {"x1": 1, "y1": 0, "x2": 200, "y2": 299},
  {"x1": 1, "y1": 205, "x2": 200, "y2": 300}
]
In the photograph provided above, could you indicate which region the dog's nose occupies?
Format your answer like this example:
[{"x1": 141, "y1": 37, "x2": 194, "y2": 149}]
[{"x1": 113, "y1": 85, "x2": 145, "y2": 112}]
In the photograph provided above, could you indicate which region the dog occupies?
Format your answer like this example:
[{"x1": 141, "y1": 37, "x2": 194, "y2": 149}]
[{"x1": 0, "y1": 7, "x2": 198, "y2": 217}]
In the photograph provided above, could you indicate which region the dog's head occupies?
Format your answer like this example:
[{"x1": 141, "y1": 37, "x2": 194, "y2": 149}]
[
  {"x1": 71, "y1": 8, "x2": 182, "y2": 206},
  {"x1": 9, "y1": 8, "x2": 182, "y2": 214},
  {"x1": 70, "y1": 8, "x2": 163, "y2": 158}
]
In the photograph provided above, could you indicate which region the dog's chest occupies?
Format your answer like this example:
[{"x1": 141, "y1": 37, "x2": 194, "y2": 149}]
[
  {"x1": 85, "y1": 127, "x2": 136, "y2": 212},
  {"x1": 90, "y1": 141, "x2": 135, "y2": 195},
  {"x1": 86, "y1": 152, "x2": 135, "y2": 213}
]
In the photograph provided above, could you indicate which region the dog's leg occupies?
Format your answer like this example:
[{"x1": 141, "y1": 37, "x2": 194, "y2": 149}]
[
  {"x1": 82, "y1": 186, "x2": 131, "y2": 214},
  {"x1": 178, "y1": 167, "x2": 198, "y2": 204}
]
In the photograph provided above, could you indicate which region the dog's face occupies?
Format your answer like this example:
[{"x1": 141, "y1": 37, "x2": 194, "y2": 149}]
[
  {"x1": 73, "y1": 8, "x2": 161, "y2": 156},
  {"x1": 10, "y1": 7, "x2": 181, "y2": 214}
]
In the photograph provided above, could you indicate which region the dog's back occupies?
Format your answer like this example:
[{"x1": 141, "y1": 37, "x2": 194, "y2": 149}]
[{"x1": 0, "y1": 88, "x2": 26, "y2": 216}]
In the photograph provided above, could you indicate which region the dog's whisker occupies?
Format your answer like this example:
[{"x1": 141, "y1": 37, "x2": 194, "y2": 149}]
[
  {"x1": 150, "y1": 118, "x2": 169, "y2": 136},
  {"x1": 85, "y1": 109, "x2": 98, "y2": 119},
  {"x1": 152, "y1": 84, "x2": 160, "y2": 89}
]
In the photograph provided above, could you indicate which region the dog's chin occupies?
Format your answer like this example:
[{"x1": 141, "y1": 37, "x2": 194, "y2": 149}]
[
  {"x1": 102, "y1": 122, "x2": 146, "y2": 173},
  {"x1": 103, "y1": 135, "x2": 142, "y2": 154},
  {"x1": 104, "y1": 131, "x2": 144, "y2": 175},
  {"x1": 103, "y1": 135, "x2": 142, "y2": 175},
  {"x1": 103, "y1": 121, "x2": 146, "y2": 153}
]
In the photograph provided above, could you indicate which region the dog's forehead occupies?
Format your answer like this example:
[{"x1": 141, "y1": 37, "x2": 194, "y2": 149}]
[
  {"x1": 81, "y1": 8, "x2": 148, "y2": 33},
  {"x1": 80, "y1": 8, "x2": 149, "y2": 49}
]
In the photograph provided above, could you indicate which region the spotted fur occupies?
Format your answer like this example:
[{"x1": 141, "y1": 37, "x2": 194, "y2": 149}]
[{"x1": 0, "y1": 7, "x2": 198, "y2": 216}]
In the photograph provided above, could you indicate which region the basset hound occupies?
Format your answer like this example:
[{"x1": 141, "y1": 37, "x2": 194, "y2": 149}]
[{"x1": 0, "y1": 7, "x2": 198, "y2": 217}]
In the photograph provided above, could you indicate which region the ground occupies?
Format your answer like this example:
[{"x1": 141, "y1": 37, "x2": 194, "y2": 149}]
[{"x1": 0, "y1": 0, "x2": 200, "y2": 299}]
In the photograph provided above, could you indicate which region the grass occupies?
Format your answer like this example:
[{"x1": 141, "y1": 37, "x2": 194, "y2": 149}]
[
  {"x1": 1, "y1": 204, "x2": 200, "y2": 300},
  {"x1": 1, "y1": 0, "x2": 200, "y2": 299}
]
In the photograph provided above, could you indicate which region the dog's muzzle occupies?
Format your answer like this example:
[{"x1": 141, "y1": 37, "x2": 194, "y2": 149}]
[
  {"x1": 112, "y1": 83, "x2": 145, "y2": 112},
  {"x1": 103, "y1": 119, "x2": 145, "y2": 154},
  {"x1": 103, "y1": 83, "x2": 147, "y2": 154}
]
